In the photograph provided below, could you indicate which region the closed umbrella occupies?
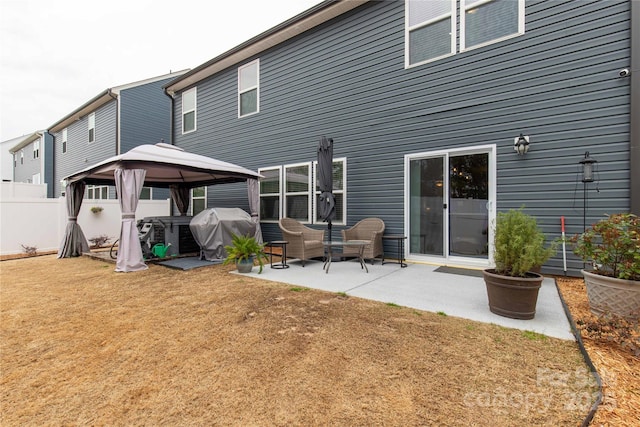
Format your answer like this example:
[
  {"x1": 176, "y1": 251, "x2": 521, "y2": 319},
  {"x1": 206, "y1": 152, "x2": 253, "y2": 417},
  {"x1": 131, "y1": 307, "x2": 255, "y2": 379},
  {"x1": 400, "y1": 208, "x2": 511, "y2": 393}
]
[{"x1": 317, "y1": 136, "x2": 336, "y2": 242}]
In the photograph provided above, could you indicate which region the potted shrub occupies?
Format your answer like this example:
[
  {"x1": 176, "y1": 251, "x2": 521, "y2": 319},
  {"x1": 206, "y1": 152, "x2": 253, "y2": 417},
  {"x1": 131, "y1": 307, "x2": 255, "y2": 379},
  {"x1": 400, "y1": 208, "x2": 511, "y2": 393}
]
[
  {"x1": 90, "y1": 206, "x2": 104, "y2": 214},
  {"x1": 572, "y1": 213, "x2": 640, "y2": 319},
  {"x1": 223, "y1": 234, "x2": 268, "y2": 273},
  {"x1": 483, "y1": 208, "x2": 556, "y2": 320}
]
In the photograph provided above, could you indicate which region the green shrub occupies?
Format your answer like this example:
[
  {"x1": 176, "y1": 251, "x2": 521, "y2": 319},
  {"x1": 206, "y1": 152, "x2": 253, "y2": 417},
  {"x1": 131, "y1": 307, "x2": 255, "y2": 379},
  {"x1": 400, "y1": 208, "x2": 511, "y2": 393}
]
[{"x1": 493, "y1": 208, "x2": 556, "y2": 277}]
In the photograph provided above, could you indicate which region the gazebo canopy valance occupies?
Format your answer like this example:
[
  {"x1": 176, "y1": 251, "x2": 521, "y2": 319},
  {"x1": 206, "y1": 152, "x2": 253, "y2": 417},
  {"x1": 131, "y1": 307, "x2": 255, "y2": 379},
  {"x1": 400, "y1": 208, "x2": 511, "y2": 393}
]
[{"x1": 63, "y1": 143, "x2": 260, "y2": 188}]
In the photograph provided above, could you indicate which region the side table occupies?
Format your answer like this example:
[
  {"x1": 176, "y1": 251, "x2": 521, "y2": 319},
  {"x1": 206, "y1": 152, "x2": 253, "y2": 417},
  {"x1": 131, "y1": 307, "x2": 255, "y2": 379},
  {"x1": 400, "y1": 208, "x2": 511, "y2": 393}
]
[
  {"x1": 267, "y1": 241, "x2": 289, "y2": 269},
  {"x1": 382, "y1": 235, "x2": 407, "y2": 267}
]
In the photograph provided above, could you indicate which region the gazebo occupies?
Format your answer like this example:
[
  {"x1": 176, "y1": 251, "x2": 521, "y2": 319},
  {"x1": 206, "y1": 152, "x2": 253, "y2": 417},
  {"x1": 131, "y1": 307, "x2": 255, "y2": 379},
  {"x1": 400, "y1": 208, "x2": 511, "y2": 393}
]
[{"x1": 58, "y1": 143, "x2": 262, "y2": 272}]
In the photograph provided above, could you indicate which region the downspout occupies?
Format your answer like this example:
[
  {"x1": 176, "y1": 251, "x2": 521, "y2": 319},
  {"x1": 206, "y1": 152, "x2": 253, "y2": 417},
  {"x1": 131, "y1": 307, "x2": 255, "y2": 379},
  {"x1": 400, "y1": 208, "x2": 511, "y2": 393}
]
[
  {"x1": 164, "y1": 88, "x2": 176, "y2": 145},
  {"x1": 630, "y1": 0, "x2": 639, "y2": 215},
  {"x1": 107, "y1": 89, "x2": 119, "y2": 155},
  {"x1": 164, "y1": 88, "x2": 177, "y2": 216}
]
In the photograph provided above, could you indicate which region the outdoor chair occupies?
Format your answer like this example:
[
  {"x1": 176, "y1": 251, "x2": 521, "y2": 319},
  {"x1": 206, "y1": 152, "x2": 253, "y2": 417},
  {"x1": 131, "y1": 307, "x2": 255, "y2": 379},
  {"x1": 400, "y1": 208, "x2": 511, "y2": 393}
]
[
  {"x1": 278, "y1": 218, "x2": 325, "y2": 266},
  {"x1": 341, "y1": 218, "x2": 385, "y2": 264}
]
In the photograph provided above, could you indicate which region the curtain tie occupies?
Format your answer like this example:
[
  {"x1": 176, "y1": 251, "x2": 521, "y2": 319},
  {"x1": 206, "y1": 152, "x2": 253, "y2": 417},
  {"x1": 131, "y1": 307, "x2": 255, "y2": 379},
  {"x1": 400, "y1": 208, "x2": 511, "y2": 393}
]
[
  {"x1": 122, "y1": 214, "x2": 136, "y2": 219},
  {"x1": 68, "y1": 217, "x2": 77, "y2": 222}
]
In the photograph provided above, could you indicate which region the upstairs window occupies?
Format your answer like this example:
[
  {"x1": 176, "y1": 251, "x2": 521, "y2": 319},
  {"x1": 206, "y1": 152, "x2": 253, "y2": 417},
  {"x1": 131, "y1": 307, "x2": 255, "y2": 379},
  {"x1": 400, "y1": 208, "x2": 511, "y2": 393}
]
[
  {"x1": 406, "y1": 0, "x2": 524, "y2": 67},
  {"x1": 182, "y1": 87, "x2": 197, "y2": 133},
  {"x1": 33, "y1": 140, "x2": 40, "y2": 159},
  {"x1": 20, "y1": 151, "x2": 24, "y2": 165},
  {"x1": 238, "y1": 59, "x2": 259, "y2": 117},
  {"x1": 62, "y1": 128, "x2": 67, "y2": 153},
  {"x1": 461, "y1": 0, "x2": 524, "y2": 51},
  {"x1": 88, "y1": 113, "x2": 95, "y2": 143},
  {"x1": 406, "y1": 0, "x2": 455, "y2": 66}
]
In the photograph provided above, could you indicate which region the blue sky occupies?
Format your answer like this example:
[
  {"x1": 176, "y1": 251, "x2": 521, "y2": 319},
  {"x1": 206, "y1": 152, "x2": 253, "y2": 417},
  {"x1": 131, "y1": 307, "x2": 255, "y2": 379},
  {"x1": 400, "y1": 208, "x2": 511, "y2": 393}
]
[{"x1": 0, "y1": 0, "x2": 323, "y2": 141}]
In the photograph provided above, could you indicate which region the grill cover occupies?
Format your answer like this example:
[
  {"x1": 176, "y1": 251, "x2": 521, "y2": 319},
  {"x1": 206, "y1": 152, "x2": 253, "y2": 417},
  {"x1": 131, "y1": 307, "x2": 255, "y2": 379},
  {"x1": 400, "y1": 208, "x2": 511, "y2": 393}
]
[{"x1": 189, "y1": 208, "x2": 257, "y2": 260}]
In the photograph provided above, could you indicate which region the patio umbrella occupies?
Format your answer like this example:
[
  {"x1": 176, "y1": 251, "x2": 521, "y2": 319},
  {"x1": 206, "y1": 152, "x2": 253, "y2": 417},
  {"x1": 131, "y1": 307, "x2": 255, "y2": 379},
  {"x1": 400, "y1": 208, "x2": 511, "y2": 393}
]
[{"x1": 317, "y1": 136, "x2": 336, "y2": 242}]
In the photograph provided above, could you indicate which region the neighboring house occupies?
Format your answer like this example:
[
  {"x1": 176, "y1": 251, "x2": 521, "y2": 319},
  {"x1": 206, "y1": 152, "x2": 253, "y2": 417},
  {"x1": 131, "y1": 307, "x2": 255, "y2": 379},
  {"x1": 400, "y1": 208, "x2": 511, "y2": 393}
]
[
  {"x1": 1, "y1": 135, "x2": 25, "y2": 182},
  {"x1": 163, "y1": 0, "x2": 638, "y2": 275},
  {"x1": 48, "y1": 70, "x2": 188, "y2": 200},
  {"x1": 9, "y1": 131, "x2": 54, "y2": 196}
]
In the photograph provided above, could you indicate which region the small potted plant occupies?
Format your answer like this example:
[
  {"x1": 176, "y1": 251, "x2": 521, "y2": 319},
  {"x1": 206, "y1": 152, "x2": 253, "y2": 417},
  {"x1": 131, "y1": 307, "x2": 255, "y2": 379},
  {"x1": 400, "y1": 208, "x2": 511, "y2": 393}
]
[
  {"x1": 223, "y1": 234, "x2": 268, "y2": 274},
  {"x1": 483, "y1": 207, "x2": 556, "y2": 319},
  {"x1": 90, "y1": 206, "x2": 104, "y2": 214},
  {"x1": 572, "y1": 213, "x2": 640, "y2": 319}
]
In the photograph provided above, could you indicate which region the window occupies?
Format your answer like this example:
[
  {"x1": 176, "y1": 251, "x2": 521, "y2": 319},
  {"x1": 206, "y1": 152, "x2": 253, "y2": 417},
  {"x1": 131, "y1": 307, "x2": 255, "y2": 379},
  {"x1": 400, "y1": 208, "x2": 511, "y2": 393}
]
[
  {"x1": 238, "y1": 59, "x2": 259, "y2": 117},
  {"x1": 182, "y1": 88, "x2": 197, "y2": 133},
  {"x1": 62, "y1": 128, "x2": 67, "y2": 153},
  {"x1": 139, "y1": 187, "x2": 152, "y2": 200},
  {"x1": 406, "y1": 0, "x2": 524, "y2": 67},
  {"x1": 461, "y1": 0, "x2": 523, "y2": 51},
  {"x1": 284, "y1": 163, "x2": 311, "y2": 222},
  {"x1": 87, "y1": 185, "x2": 109, "y2": 199},
  {"x1": 259, "y1": 167, "x2": 282, "y2": 222},
  {"x1": 259, "y1": 159, "x2": 347, "y2": 225},
  {"x1": 406, "y1": 0, "x2": 455, "y2": 66},
  {"x1": 20, "y1": 151, "x2": 24, "y2": 165},
  {"x1": 33, "y1": 140, "x2": 40, "y2": 159},
  {"x1": 191, "y1": 186, "x2": 206, "y2": 215},
  {"x1": 314, "y1": 158, "x2": 346, "y2": 225},
  {"x1": 88, "y1": 113, "x2": 95, "y2": 143}
]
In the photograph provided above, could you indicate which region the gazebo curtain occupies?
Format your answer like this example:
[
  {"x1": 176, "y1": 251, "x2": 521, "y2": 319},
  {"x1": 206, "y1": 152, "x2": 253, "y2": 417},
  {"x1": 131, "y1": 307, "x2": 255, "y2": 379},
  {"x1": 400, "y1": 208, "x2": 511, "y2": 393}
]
[
  {"x1": 57, "y1": 181, "x2": 90, "y2": 258},
  {"x1": 247, "y1": 179, "x2": 263, "y2": 244},
  {"x1": 170, "y1": 185, "x2": 190, "y2": 216},
  {"x1": 114, "y1": 168, "x2": 148, "y2": 272}
]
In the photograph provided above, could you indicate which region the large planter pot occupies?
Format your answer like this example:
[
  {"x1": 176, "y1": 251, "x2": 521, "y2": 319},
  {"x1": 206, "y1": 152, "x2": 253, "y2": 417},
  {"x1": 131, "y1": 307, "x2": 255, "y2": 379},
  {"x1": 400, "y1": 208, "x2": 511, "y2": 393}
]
[
  {"x1": 236, "y1": 257, "x2": 255, "y2": 273},
  {"x1": 483, "y1": 269, "x2": 544, "y2": 320},
  {"x1": 581, "y1": 269, "x2": 640, "y2": 319}
]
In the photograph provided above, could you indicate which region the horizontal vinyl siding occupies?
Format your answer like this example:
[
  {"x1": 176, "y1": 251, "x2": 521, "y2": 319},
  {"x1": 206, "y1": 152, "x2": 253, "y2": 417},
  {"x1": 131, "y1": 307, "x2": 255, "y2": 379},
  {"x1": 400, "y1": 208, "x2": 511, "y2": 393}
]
[
  {"x1": 54, "y1": 101, "x2": 117, "y2": 197},
  {"x1": 173, "y1": 0, "x2": 631, "y2": 275},
  {"x1": 119, "y1": 78, "x2": 173, "y2": 152}
]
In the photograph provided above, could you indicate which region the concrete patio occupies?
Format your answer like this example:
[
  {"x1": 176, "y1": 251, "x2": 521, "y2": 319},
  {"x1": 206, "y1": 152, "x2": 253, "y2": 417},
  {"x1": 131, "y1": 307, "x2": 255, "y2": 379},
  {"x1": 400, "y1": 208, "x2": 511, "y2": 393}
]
[{"x1": 241, "y1": 257, "x2": 575, "y2": 341}]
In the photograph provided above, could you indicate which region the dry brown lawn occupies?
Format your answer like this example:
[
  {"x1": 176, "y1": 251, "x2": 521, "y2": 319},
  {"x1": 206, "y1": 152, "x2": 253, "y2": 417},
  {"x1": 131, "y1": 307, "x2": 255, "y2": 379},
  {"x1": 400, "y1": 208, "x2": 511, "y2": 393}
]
[{"x1": 0, "y1": 254, "x2": 611, "y2": 426}]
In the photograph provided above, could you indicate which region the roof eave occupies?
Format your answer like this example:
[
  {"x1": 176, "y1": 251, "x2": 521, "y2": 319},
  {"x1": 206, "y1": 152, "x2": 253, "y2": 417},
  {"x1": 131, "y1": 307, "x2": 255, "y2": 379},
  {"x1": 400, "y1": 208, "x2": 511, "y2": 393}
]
[{"x1": 164, "y1": 0, "x2": 369, "y2": 94}]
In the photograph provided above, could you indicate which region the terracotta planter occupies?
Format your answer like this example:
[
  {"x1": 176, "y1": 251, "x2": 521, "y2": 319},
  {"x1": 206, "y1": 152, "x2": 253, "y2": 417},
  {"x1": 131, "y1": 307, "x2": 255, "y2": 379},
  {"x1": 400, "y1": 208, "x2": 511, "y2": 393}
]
[
  {"x1": 483, "y1": 269, "x2": 544, "y2": 320},
  {"x1": 581, "y1": 269, "x2": 640, "y2": 319},
  {"x1": 236, "y1": 257, "x2": 255, "y2": 273}
]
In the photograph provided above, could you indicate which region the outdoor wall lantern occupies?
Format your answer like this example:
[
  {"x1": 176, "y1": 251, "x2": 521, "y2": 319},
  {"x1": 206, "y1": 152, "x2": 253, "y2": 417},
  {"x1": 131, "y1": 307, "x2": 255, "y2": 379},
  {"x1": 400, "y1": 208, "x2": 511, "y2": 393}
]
[
  {"x1": 513, "y1": 133, "x2": 530, "y2": 155},
  {"x1": 580, "y1": 151, "x2": 597, "y2": 182}
]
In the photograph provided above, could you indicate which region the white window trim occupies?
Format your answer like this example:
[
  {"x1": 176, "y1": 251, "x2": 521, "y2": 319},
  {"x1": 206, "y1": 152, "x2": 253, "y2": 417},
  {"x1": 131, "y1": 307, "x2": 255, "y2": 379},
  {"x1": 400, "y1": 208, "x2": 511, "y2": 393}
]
[
  {"x1": 87, "y1": 185, "x2": 109, "y2": 200},
  {"x1": 190, "y1": 186, "x2": 207, "y2": 215},
  {"x1": 182, "y1": 87, "x2": 197, "y2": 134},
  {"x1": 88, "y1": 113, "x2": 95, "y2": 143},
  {"x1": 405, "y1": 0, "x2": 456, "y2": 68},
  {"x1": 62, "y1": 128, "x2": 68, "y2": 153},
  {"x1": 238, "y1": 59, "x2": 260, "y2": 118},
  {"x1": 258, "y1": 166, "x2": 282, "y2": 223},
  {"x1": 460, "y1": 0, "x2": 525, "y2": 52},
  {"x1": 284, "y1": 162, "x2": 312, "y2": 223},
  {"x1": 20, "y1": 150, "x2": 24, "y2": 165},
  {"x1": 33, "y1": 140, "x2": 40, "y2": 159},
  {"x1": 312, "y1": 157, "x2": 347, "y2": 226}
]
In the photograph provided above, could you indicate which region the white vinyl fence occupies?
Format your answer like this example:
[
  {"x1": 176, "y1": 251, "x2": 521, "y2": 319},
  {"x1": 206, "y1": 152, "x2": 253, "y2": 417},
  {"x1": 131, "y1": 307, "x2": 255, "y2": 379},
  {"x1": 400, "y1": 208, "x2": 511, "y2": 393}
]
[{"x1": 0, "y1": 182, "x2": 170, "y2": 256}]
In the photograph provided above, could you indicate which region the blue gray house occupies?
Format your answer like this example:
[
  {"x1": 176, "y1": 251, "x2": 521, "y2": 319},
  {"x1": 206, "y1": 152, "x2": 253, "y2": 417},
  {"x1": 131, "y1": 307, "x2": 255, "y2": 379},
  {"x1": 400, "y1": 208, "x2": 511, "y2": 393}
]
[
  {"x1": 47, "y1": 70, "x2": 187, "y2": 200},
  {"x1": 9, "y1": 131, "x2": 54, "y2": 195},
  {"x1": 163, "y1": 0, "x2": 638, "y2": 275}
]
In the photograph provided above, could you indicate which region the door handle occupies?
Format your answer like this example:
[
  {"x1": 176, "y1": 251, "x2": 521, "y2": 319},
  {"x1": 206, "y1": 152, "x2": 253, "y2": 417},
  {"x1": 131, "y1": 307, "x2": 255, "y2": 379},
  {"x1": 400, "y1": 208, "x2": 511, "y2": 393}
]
[{"x1": 443, "y1": 203, "x2": 447, "y2": 209}]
